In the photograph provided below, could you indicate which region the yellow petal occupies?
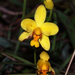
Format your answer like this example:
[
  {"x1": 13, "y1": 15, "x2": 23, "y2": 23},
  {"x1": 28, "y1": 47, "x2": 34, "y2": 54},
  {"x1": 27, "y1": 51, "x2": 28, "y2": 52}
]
[
  {"x1": 41, "y1": 63, "x2": 49, "y2": 71},
  {"x1": 51, "y1": 68, "x2": 55, "y2": 75},
  {"x1": 40, "y1": 51, "x2": 50, "y2": 61},
  {"x1": 37, "y1": 59, "x2": 45, "y2": 70},
  {"x1": 40, "y1": 22, "x2": 59, "y2": 36},
  {"x1": 21, "y1": 19, "x2": 37, "y2": 32},
  {"x1": 37, "y1": 59, "x2": 51, "y2": 71},
  {"x1": 34, "y1": 5, "x2": 46, "y2": 26},
  {"x1": 44, "y1": 0, "x2": 54, "y2": 9},
  {"x1": 39, "y1": 34, "x2": 50, "y2": 51},
  {"x1": 49, "y1": 63, "x2": 52, "y2": 72},
  {"x1": 19, "y1": 32, "x2": 31, "y2": 41},
  {"x1": 30, "y1": 40, "x2": 39, "y2": 48}
]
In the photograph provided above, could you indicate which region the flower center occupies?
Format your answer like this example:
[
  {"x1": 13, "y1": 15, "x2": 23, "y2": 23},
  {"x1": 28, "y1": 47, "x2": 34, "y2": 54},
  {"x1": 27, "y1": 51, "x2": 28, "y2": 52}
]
[
  {"x1": 30, "y1": 27, "x2": 42, "y2": 47},
  {"x1": 33, "y1": 27, "x2": 42, "y2": 36},
  {"x1": 32, "y1": 27, "x2": 42, "y2": 41},
  {"x1": 41, "y1": 64, "x2": 49, "y2": 74}
]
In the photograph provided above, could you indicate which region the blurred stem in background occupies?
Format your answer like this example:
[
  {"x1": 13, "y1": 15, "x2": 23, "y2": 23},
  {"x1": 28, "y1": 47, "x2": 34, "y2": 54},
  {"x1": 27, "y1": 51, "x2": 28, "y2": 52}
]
[
  {"x1": 14, "y1": 0, "x2": 26, "y2": 55},
  {"x1": 47, "y1": 9, "x2": 57, "y2": 51},
  {"x1": 47, "y1": 9, "x2": 53, "y2": 22},
  {"x1": 7, "y1": 25, "x2": 12, "y2": 40},
  {"x1": 7, "y1": 15, "x2": 18, "y2": 40},
  {"x1": 51, "y1": 35, "x2": 56, "y2": 51},
  {"x1": 51, "y1": 12, "x2": 57, "y2": 51},
  {"x1": 34, "y1": 49, "x2": 36, "y2": 64}
]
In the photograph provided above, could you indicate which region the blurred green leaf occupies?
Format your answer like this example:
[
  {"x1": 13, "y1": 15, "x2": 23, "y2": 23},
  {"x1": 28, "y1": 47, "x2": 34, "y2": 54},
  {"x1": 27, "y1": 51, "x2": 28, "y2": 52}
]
[
  {"x1": 6, "y1": 74, "x2": 37, "y2": 75},
  {"x1": 54, "y1": 0, "x2": 62, "y2": 3},
  {"x1": 14, "y1": 0, "x2": 26, "y2": 55},
  {"x1": 60, "y1": 54, "x2": 72, "y2": 69},
  {"x1": 51, "y1": 35, "x2": 56, "y2": 51},
  {"x1": 5, "y1": 73, "x2": 75, "y2": 75},
  {"x1": 8, "y1": 0, "x2": 22, "y2": 7},
  {"x1": 41, "y1": 0, "x2": 44, "y2": 2},
  {"x1": 0, "y1": 37, "x2": 12, "y2": 48},
  {"x1": 56, "y1": 10, "x2": 75, "y2": 49},
  {"x1": 0, "y1": 54, "x2": 3, "y2": 58},
  {"x1": 3, "y1": 52, "x2": 36, "y2": 68},
  {"x1": 72, "y1": 15, "x2": 75, "y2": 25}
]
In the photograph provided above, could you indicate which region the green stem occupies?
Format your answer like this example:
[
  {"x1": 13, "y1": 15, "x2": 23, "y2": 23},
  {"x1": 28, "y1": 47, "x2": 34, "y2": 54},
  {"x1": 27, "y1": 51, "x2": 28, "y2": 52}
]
[
  {"x1": 34, "y1": 49, "x2": 36, "y2": 64},
  {"x1": 7, "y1": 25, "x2": 12, "y2": 40},
  {"x1": 47, "y1": 9, "x2": 53, "y2": 22},
  {"x1": 51, "y1": 12, "x2": 58, "y2": 51},
  {"x1": 0, "y1": 62, "x2": 34, "y2": 66},
  {"x1": 22, "y1": 0, "x2": 26, "y2": 20},
  {"x1": 14, "y1": 0, "x2": 26, "y2": 55},
  {"x1": 51, "y1": 35, "x2": 56, "y2": 51}
]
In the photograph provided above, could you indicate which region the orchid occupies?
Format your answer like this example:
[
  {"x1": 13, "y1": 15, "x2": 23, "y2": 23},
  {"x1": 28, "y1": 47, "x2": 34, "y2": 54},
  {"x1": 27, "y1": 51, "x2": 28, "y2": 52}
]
[
  {"x1": 37, "y1": 51, "x2": 55, "y2": 75},
  {"x1": 19, "y1": 5, "x2": 59, "y2": 51},
  {"x1": 44, "y1": 0, "x2": 54, "y2": 9}
]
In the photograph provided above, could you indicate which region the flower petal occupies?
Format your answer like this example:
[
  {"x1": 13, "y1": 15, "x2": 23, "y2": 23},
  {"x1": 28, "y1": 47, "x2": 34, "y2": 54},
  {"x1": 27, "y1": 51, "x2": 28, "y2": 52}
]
[
  {"x1": 51, "y1": 68, "x2": 55, "y2": 75},
  {"x1": 19, "y1": 32, "x2": 32, "y2": 41},
  {"x1": 40, "y1": 51, "x2": 50, "y2": 61},
  {"x1": 21, "y1": 19, "x2": 37, "y2": 32},
  {"x1": 30, "y1": 40, "x2": 39, "y2": 48},
  {"x1": 37, "y1": 59, "x2": 45, "y2": 70},
  {"x1": 39, "y1": 34, "x2": 50, "y2": 51},
  {"x1": 34, "y1": 5, "x2": 46, "y2": 26},
  {"x1": 44, "y1": 0, "x2": 54, "y2": 9},
  {"x1": 40, "y1": 22, "x2": 59, "y2": 36}
]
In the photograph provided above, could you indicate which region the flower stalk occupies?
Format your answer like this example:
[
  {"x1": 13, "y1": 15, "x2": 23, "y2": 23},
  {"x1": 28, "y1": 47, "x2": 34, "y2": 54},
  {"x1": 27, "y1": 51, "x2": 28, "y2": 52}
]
[
  {"x1": 34, "y1": 49, "x2": 36, "y2": 64},
  {"x1": 47, "y1": 9, "x2": 53, "y2": 22},
  {"x1": 14, "y1": 0, "x2": 26, "y2": 55}
]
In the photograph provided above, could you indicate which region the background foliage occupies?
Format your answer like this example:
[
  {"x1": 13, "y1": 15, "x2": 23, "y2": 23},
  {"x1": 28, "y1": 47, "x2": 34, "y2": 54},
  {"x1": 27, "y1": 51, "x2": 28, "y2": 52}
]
[{"x1": 0, "y1": 0, "x2": 75, "y2": 75}]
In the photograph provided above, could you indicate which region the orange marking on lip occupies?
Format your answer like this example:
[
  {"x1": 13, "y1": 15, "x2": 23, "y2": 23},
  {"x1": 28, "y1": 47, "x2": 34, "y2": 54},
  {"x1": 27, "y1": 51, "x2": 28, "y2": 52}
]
[
  {"x1": 30, "y1": 27, "x2": 42, "y2": 47},
  {"x1": 33, "y1": 34, "x2": 41, "y2": 41},
  {"x1": 42, "y1": 70, "x2": 47, "y2": 75}
]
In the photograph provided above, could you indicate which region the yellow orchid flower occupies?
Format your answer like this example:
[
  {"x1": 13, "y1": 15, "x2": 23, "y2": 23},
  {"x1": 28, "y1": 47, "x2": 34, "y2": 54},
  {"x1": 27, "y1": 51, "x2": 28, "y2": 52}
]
[
  {"x1": 44, "y1": 0, "x2": 54, "y2": 9},
  {"x1": 37, "y1": 51, "x2": 55, "y2": 75},
  {"x1": 19, "y1": 5, "x2": 59, "y2": 51}
]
